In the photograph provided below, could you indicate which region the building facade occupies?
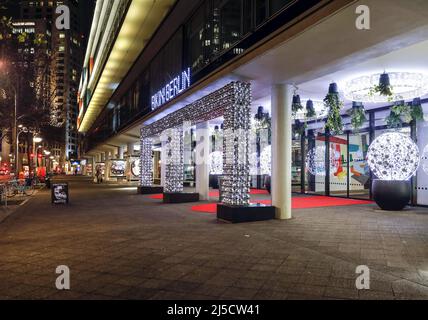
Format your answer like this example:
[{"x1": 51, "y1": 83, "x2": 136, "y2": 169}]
[
  {"x1": 78, "y1": 0, "x2": 428, "y2": 215},
  {"x1": 20, "y1": 0, "x2": 84, "y2": 162}
]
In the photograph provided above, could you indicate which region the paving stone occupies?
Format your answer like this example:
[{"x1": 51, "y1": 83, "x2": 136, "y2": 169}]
[{"x1": 0, "y1": 177, "x2": 427, "y2": 300}]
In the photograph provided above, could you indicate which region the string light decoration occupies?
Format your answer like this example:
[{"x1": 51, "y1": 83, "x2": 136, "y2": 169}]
[
  {"x1": 209, "y1": 151, "x2": 223, "y2": 174},
  {"x1": 140, "y1": 138, "x2": 153, "y2": 186},
  {"x1": 249, "y1": 152, "x2": 258, "y2": 175},
  {"x1": 367, "y1": 132, "x2": 420, "y2": 181},
  {"x1": 164, "y1": 127, "x2": 184, "y2": 193},
  {"x1": 222, "y1": 83, "x2": 252, "y2": 206},
  {"x1": 306, "y1": 145, "x2": 339, "y2": 176},
  {"x1": 139, "y1": 82, "x2": 251, "y2": 205},
  {"x1": 260, "y1": 145, "x2": 271, "y2": 175},
  {"x1": 344, "y1": 72, "x2": 428, "y2": 103}
]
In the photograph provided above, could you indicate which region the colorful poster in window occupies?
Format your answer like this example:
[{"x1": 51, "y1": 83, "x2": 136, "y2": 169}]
[{"x1": 110, "y1": 160, "x2": 126, "y2": 177}]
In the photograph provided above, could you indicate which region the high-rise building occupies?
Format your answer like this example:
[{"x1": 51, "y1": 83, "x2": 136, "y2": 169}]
[{"x1": 19, "y1": 0, "x2": 84, "y2": 163}]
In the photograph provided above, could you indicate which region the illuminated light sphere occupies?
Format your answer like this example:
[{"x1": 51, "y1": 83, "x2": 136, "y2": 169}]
[
  {"x1": 367, "y1": 132, "x2": 420, "y2": 181},
  {"x1": 260, "y1": 145, "x2": 271, "y2": 175},
  {"x1": 421, "y1": 144, "x2": 428, "y2": 176},
  {"x1": 344, "y1": 72, "x2": 428, "y2": 103},
  {"x1": 306, "y1": 145, "x2": 339, "y2": 176},
  {"x1": 209, "y1": 151, "x2": 223, "y2": 174}
]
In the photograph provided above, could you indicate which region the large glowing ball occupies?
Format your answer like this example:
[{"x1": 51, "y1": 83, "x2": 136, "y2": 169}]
[
  {"x1": 209, "y1": 151, "x2": 223, "y2": 174},
  {"x1": 421, "y1": 144, "x2": 428, "y2": 176},
  {"x1": 367, "y1": 132, "x2": 420, "y2": 181},
  {"x1": 306, "y1": 145, "x2": 339, "y2": 176},
  {"x1": 260, "y1": 145, "x2": 271, "y2": 175}
]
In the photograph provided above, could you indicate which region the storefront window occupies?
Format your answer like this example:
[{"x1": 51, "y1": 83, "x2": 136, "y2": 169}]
[
  {"x1": 348, "y1": 133, "x2": 370, "y2": 199},
  {"x1": 186, "y1": 5, "x2": 207, "y2": 73},
  {"x1": 255, "y1": 0, "x2": 268, "y2": 26}
]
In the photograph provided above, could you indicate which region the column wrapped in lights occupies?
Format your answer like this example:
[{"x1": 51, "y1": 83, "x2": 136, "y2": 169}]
[
  {"x1": 222, "y1": 82, "x2": 252, "y2": 206},
  {"x1": 164, "y1": 127, "x2": 184, "y2": 193},
  {"x1": 139, "y1": 137, "x2": 153, "y2": 187}
]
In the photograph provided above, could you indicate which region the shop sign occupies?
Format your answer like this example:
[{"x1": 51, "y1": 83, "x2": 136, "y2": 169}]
[
  {"x1": 151, "y1": 68, "x2": 191, "y2": 110},
  {"x1": 52, "y1": 183, "x2": 69, "y2": 204}
]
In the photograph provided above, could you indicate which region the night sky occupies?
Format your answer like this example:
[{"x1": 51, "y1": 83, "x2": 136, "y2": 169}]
[{"x1": 0, "y1": 0, "x2": 96, "y2": 40}]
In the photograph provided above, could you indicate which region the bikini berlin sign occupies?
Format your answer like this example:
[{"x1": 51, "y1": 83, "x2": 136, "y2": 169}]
[{"x1": 151, "y1": 68, "x2": 191, "y2": 110}]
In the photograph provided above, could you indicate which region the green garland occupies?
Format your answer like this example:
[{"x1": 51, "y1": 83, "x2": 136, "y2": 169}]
[
  {"x1": 306, "y1": 104, "x2": 316, "y2": 118},
  {"x1": 348, "y1": 105, "x2": 367, "y2": 132},
  {"x1": 411, "y1": 101, "x2": 424, "y2": 121},
  {"x1": 386, "y1": 102, "x2": 412, "y2": 129},
  {"x1": 292, "y1": 100, "x2": 303, "y2": 117},
  {"x1": 369, "y1": 75, "x2": 394, "y2": 102},
  {"x1": 293, "y1": 120, "x2": 307, "y2": 136},
  {"x1": 324, "y1": 93, "x2": 344, "y2": 134}
]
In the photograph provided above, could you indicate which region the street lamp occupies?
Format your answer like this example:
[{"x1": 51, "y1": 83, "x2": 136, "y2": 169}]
[
  {"x1": 33, "y1": 136, "x2": 43, "y2": 178},
  {"x1": 16, "y1": 126, "x2": 29, "y2": 178}
]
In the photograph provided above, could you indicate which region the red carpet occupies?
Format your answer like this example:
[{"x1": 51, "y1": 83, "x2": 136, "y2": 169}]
[
  {"x1": 149, "y1": 194, "x2": 164, "y2": 199},
  {"x1": 191, "y1": 196, "x2": 373, "y2": 214},
  {"x1": 149, "y1": 189, "x2": 268, "y2": 200}
]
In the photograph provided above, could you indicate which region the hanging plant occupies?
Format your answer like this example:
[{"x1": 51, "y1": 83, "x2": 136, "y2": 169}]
[
  {"x1": 348, "y1": 102, "x2": 367, "y2": 132},
  {"x1": 369, "y1": 72, "x2": 394, "y2": 102},
  {"x1": 292, "y1": 92, "x2": 303, "y2": 117},
  {"x1": 306, "y1": 100, "x2": 317, "y2": 118},
  {"x1": 324, "y1": 83, "x2": 344, "y2": 134},
  {"x1": 293, "y1": 119, "x2": 307, "y2": 136},
  {"x1": 410, "y1": 98, "x2": 424, "y2": 122},
  {"x1": 386, "y1": 101, "x2": 412, "y2": 129}
]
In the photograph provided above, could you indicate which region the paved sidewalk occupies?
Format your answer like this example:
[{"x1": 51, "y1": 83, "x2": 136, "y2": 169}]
[{"x1": 0, "y1": 176, "x2": 427, "y2": 300}]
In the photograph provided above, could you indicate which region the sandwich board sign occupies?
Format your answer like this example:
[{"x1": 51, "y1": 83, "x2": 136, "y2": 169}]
[{"x1": 52, "y1": 183, "x2": 69, "y2": 204}]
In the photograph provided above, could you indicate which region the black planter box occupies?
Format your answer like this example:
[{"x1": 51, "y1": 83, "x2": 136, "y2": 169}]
[
  {"x1": 138, "y1": 186, "x2": 164, "y2": 194},
  {"x1": 217, "y1": 204, "x2": 276, "y2": 223},
  {"x1": 163, "y1": 192, "x2": 200, "y2": 203},
  {"x1": 372, "y1": 179, "x2": 411, "y2": 211}
]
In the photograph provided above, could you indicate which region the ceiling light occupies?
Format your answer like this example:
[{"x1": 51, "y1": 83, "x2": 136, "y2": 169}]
[{"x1": 344, "y1": 72, "x2": 428, "y2": 103}]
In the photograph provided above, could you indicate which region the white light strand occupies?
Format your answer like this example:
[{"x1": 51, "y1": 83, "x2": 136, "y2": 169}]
[
  {"x1": 164, "y1": 127, "x2": 184, "y2": 193},
  {"x1": 260, "y1": 145, "x2": 271, "y2": 175},
  {"x1": 306, "y1": 145, "x2": 339, "y2": 176},
  {"x1": 209, "y1": 151, "x2": 223, "y2": 174},
  {"x1": 344, "y1": 72, "x2": 428, "y2": 103},
  {"x1": 222, "y1": 83, "x2": 252, "y2": 206},
  {"x1": 140, "y1": 137, "x2": 153, "y2": 186}
]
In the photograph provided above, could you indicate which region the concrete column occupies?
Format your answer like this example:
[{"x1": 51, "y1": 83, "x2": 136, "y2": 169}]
[
  {"x1": 127, "y1": 142, "x2": 134, "y2": 156},
  {"x1": 195, "y1": 122, "x2": 210, "y2": 200},
  {"x1": 271, "y1": 84, "x2": 293, "y2": 220},
  {"x1": 118, "y1": 146, "x2": 124, "y2": 159},
  {"x1": 104, "y1": 151, "x2": 111, "y2": 181}
]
